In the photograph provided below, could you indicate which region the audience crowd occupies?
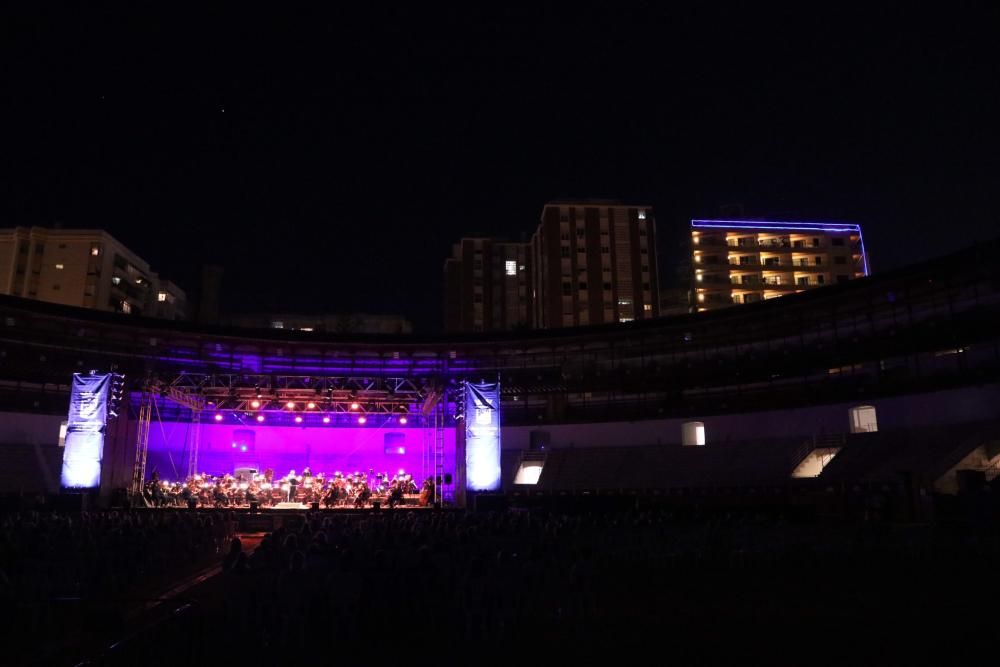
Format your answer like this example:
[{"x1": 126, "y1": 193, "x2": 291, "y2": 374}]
[{"x1": 2, "y1": 491, "x2": 1000, "y2": 664}]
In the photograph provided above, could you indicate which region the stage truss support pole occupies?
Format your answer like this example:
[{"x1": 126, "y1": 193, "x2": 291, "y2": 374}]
[
  {"x1": 434, "y1": 400, "x2": 445, "y2": 505},
  {"x1": 187, "y1": 409, "x2": 201, "y2": 479},
  {"x1": 130, "y1": 390, "x2": 153, "y2": 497}
]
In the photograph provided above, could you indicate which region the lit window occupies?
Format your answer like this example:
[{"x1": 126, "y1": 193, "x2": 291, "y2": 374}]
[
  {"x1": 619, "y1": 317, "x2": 634, "y2": 323},
  {"x1": 505, "y1": 260, "x2": 517, "y2": 276},
  {"x1": 271, "y1": 321, "x2": 284, "y2": 329},
  {"x1": 90, "y1": 246, "x2": 100, "y2": 256},
  {"x1": 111, "y1": 276, "x2": 121, "y2": 285},
  {"x1": 638, "y1": 210, "x2": 647, "y2": 220},
  {"x1": 643, "y1": 304, "x2": 653, "y2": 312},
  {"x1": 157, "y1": 292, "x2": 167, "y2": 302},
  {"x1": 55, "y1": 263, "x2": 64, "y2": 270},
  {"x1": 121, "y1": 300, "x2": 132, "y2": 314},
  {"x1": 518, "y1": 264, "x2": 525, "y2": 271},
  {"x1": 299, "y1": 327, "x2": 314, "y2": 332}
]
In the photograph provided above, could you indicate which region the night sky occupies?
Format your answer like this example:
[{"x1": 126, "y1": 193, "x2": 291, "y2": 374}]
[{"x1": 3, "y1": 5, "x2": 998, "y2": 331}]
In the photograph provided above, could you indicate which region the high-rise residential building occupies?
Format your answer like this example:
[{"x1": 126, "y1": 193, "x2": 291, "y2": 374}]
[
  {"x1": 444, "y1": 237, "x2": 532, "y2": 333},
  {"x1": 444, "y1": 201, "x2": 661, "y2": 332},
  {"x1": 690, "y1": 219, "x2": 869, "y2": 311},
  {"x1": 532, "y1": 201, "x2": 659, "y2": 328},
  {"x1": 0, "y1": 227, "x2": 187, "y2": 319}
]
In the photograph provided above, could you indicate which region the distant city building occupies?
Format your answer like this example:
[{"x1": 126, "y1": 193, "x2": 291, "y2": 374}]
[
  {"x1": 445, "y1": 200, "x2": 661, "y2": 332},
  {"x1": 227, "y1": 312, "x2": 413, "y2": 335},
  {"x1": 690, "y1": 219, "x2": 869, "y2": 311},
  {"x1": 533, "y1": 201, "x2": 660, "y2": 328},
  {"x1": 443, "y1": 237, "x2": 532, "y2": 333},
  {"x1": 0, "y1": 227, "x2": 187, "y2": 319}
]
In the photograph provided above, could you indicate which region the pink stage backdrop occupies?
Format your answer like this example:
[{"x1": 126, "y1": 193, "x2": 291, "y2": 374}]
[{"x1": 144, "y1": 421, "x2": 456, "y2": 482}]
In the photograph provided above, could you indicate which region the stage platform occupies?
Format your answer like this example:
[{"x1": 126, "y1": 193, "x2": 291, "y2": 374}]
[{"x1": 129, "y1": 503, "x2": 445, "y2": 531}]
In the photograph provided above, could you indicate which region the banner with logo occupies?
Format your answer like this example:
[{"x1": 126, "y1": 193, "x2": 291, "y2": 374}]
[
  {"x1": 61, "y1": 372, "x2": 111, "y2": 489},
  {"x1": 465, "y1": 381, "x2": 501, "y2": 491}
]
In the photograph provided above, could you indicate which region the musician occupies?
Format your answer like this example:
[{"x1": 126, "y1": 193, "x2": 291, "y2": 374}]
[
  {"x1": 323, "y1": 483, "x2": 339, "y2": 509},
  {"x1": 388, "y1": 478, "x2": 404, "y2": 508},
  {"x1": 213, "y1": 484, "x2": 228, "y2": 508},
  {"x1": 354, "y1": 480, "x2": 371, "y2": 508},
  {"x1": 287, "y1": 470, "x2": 299, "y2": 502}
]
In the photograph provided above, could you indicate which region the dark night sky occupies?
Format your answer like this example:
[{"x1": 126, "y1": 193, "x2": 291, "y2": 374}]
[{"x1": 2, "y1": 5, "x2": 998, "y2": 331}]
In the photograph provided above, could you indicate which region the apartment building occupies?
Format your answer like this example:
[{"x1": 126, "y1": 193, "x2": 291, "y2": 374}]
[
  {"x1": 690, "y1": 219, "x2": 868, "y2": 311},
  {"x1": 0, "y1": 227, "x2": 187, "y2": 319}
]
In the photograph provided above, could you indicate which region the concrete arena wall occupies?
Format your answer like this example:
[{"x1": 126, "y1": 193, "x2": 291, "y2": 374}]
[{"x1": 500, "y1": 382, "x2": 1000, "y2": 450}]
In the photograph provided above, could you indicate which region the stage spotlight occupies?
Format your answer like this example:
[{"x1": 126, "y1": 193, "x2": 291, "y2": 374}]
[
  {"x1": 251, "y1": 399, "x2": 261, "y2": 409},
  {"x1": 240, "y1": 445, "x2": 247, "y2": 452},
  {"x1": 358, "y1": 416, "x2": 367, "y2": 424},
  {"x1": 322, "y1": 416, "x2": 331, "y2": 424},
  {"x1": 306, "y1": 401, "x2": 316, "y2": 409},
  {"x1": 214, "y1": 413, "x2": 223, "y2": 421},
  {"x1": 399, "y1": 416, "x2": 408, "y2": 424},
  {"x1": 294, "y1": 416, "x2": 303, "y2": 424},
  {"x1": 350, "y1": 401, "x2": 360, "y2": 411},
  {"x1": 256, "y1": 415, "x2": 265, "y2": 423},
  {"x1": 286, "y1": 400, "x2": 296, "y2": 409}
]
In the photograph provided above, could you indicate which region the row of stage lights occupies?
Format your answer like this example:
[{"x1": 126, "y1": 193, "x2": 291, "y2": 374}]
[{"x1": 213, "y1": 411, "x2": 407, "y2": 425}]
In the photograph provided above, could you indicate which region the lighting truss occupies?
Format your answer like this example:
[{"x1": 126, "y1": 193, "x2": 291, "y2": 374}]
[{"x1": 146, "y1": 373, "x2": 436, "y2": 414}]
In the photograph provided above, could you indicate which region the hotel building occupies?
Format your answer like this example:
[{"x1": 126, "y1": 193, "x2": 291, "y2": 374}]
[{"x1": 690, "y1": 219, "x2": 868, "y2": 311}]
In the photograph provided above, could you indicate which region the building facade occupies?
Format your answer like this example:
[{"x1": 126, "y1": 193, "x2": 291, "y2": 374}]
[
  {"x1": 533, "y1": 201, "x2": 659, "y2": 328},
  {"x1": 0, "y1": 227, "x2": 187, "y2": 319},
  {"x1": 444, "y1": 201, "x2": 660, "y2": 332},
  {"x1": 691, "y1": 219, "x2": 868, "y2": 311},
  {"x1": 444, "y1": 237, "x2": 533, "y2": 333}
]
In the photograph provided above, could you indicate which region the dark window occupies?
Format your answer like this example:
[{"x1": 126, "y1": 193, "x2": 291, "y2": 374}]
[
  {"x1": 812, "y1": 238, "x2": 820, "y2": 247},
  {"x1": 602, "y1": 282, "x2": 612, "y2": 290},
  {"x1": 473, "y1": 294, "x2": 482, "y2": 303},
  {"x1": 642, "y1": 282, "x2": 651, "y2": 291},
  {"x1": 562, "y1": 282, "x2": 572, "y2": 296},
  {"x1": 793, "y1": 240, "x2": 805, "y2": 248},
  {"x1": 797, "y1": 277, "x2": 809, "y2": 286},
  {"x1": 53, "y1": 284, "x2": 60, "y2": 290},
  {"x1": 814, "y1": 256, "x2": 823, "y2": 265},
  {"x1": 560, "y1": 247, "x2": 570, "y2": 258},
  {"x1": 832, "y1": 238, "x2": 845, "y2": 246},
  {"x1": 834, "y1": 256, "x2": 847, "y2": 264},
  {"x1": 817, "y1": 275, "x2": 825, "y2": 285},
  {"x1": 836, "y1": 275, "x2": 850, "y2": 284},
  {"x1": 739, "y1": 256, "x2": 753, "y2": 265},
  {"x1": 600, "y1": 246, "x2": 610, "y2": 254},
  {"x1": 640, "y1": 248, "x2": 648, "y2": 254},
  {"x1": 578, "y1": 282, "x2": 588, "y2": 290},
  {"x1": 576, "y1": 228, "x2": 585, "y2": 237}
]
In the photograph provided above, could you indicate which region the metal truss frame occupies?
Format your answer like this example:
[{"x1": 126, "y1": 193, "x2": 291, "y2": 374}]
[{"x1": 149, "y1": 373, "x2": 432, "y2": 414}]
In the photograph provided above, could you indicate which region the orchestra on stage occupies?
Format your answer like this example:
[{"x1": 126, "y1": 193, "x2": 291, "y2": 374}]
[{"x1": 142, "y1": 467, "x2": 435, "y2": 509}]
